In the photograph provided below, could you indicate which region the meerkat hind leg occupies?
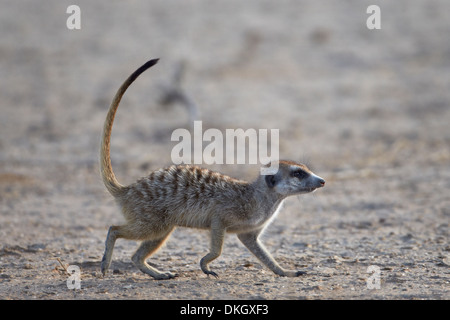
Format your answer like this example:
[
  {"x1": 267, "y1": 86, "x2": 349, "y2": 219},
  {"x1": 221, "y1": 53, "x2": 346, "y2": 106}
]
[
  {"x1": 101, "y1": 225, "x2": 121, "y2": 275},
  {"x1": 132, "y1": 230, "x2": 176, "y2": 280},
  {"x1": 237, "y1": 230, "x2": 306, "y2": 277}
]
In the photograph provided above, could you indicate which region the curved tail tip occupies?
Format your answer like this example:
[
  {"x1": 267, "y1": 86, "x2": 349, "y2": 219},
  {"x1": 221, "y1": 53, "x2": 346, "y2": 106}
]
[{"x1": 146, "y1": 58, "x2": 160, "y2": 67}]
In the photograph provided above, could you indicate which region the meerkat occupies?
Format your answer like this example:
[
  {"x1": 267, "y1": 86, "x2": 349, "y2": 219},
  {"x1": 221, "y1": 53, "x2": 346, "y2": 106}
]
[{"x1": 100, "y1": 59, "x2": 325, "y2": 280}]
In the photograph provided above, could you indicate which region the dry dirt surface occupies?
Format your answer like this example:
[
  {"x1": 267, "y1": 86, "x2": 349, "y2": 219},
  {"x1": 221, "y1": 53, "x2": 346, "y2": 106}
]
[{"x1": 0, "y1": 1, "x2": 449, "y2": 301}]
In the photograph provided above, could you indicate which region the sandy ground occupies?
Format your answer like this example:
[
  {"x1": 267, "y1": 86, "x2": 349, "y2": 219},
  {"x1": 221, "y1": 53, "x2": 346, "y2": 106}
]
[{"x1": 0, "y1": 0, "x2": 449, "y2": 300}]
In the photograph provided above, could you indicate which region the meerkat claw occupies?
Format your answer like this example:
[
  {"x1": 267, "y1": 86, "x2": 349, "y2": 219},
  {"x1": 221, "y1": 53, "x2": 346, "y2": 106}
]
[{"x1": 204, "y1": 271, "x2": 219, "y2": 279}]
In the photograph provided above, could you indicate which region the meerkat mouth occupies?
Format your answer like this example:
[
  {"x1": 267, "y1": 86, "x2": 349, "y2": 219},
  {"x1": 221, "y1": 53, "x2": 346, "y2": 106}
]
[
  {"x1": 304, "y1": 185, "x2": 324, "y2": 193},
  {"x1": 300, "y1": 187, "x2": 317, "y2": 193}
]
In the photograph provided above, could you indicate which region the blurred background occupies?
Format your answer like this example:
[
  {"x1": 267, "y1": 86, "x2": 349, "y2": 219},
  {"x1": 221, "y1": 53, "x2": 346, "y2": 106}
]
[{"x1": 0, "y1": 0, "x2": 448, "y2": 299}]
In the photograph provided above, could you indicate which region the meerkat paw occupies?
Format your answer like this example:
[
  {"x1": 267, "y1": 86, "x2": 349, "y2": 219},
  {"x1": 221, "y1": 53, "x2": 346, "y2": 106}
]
[
  {"x1": 200, "y1": 262, "x2": 219, "y2": 278},
  {"x1": 200, "y1": 256, "x2": 220, "y2": 278},
  {"x1": 100, "y1": 258, "x2": 110, "y2": 276},
  {"x1": 133, "y1": 260, "x2": 177, "y2": 280},
  {"x1": 202, "y1": 270, "x2": 219, "y2": 279},
  {"x1": 152, "y1": 272, "x2": 178, "y2": 280}
]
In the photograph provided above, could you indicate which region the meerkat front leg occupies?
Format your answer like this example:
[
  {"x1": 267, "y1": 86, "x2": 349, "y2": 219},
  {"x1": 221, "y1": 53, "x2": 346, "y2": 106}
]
[
  {"x1": 237, "y1": 229, "x2": 306, "y2": 277},
  {"x1": 200, "y1": 219, "x2": 225, "y2": 278}
]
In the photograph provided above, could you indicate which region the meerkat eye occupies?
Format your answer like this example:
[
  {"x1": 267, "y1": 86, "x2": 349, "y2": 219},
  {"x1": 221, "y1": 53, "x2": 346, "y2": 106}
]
[{"x1": 292, "y1": 170, "x2": 308, "y2": 179}]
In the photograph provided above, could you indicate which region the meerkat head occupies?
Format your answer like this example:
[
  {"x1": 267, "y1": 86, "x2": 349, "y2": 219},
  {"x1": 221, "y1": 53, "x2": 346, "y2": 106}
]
[{"x1": 263, "y1": 160, "x2": 325, "y2": 196}]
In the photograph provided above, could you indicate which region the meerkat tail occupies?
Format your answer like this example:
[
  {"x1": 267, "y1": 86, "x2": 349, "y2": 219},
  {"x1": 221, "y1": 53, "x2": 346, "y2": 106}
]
[{"x1": 100, "y1": 59, "x2": 159, "y2": 197}]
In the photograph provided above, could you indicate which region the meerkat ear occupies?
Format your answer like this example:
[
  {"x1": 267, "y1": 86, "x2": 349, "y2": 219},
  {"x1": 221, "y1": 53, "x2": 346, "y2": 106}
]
[{"x1": 265, "y1": 174, "x2": 277, "y2": 188}]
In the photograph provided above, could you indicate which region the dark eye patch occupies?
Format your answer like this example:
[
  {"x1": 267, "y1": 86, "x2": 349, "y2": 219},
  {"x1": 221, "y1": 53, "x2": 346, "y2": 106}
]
[{"x1": 292, "y1": 170, "x2": 308, "y2": 179}]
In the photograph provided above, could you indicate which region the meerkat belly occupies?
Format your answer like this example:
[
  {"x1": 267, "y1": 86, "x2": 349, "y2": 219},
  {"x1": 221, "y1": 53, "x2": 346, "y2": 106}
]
[{"x1": 226, "y1": 212, "x2": 274, "y2": 233}]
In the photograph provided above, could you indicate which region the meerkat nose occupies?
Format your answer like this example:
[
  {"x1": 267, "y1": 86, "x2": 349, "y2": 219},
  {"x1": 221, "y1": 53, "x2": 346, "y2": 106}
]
[{"x1": 318, "y1": 178, "x2": 325, "y2": 186}]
